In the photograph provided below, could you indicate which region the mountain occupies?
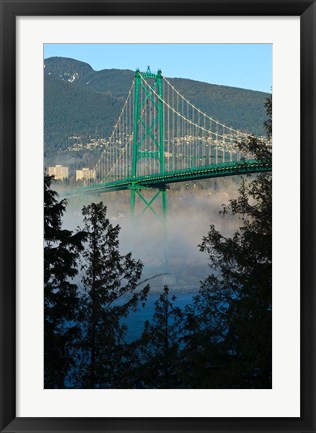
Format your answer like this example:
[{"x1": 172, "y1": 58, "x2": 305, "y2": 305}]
[
  {"x1": 44, "y1": 57, "x2": 270, "y2": 169},
  {"x1": 45, "y1": 57, "x2": 135, "y2": 97},
  {"x1": 44, "y1": 56, "x2": 94, "y2": 82}
]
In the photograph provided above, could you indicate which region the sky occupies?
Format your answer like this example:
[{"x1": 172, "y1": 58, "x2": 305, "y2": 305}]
[{"x1": 44, "y1": 43, "x2": 272, "y2": 93}]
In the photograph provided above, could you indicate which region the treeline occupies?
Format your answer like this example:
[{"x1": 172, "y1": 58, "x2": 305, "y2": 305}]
[{"x1": 44, "y1": 98, "x2": 272, "y2": 389}]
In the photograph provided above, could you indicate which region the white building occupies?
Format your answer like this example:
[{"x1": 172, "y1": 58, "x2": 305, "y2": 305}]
[
  {"x1": 76, "y1": 167, "x2": 96, "y2": 182},
  {"x1": 48, "y1": 165, "x2": 69, "y2": 180}
]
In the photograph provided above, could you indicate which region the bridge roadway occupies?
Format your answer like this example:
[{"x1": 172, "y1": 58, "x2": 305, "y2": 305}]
[
  {"x1": 67, "y1": 160, "x2": 272, "y2": 195},
  {"x1": 68, "y1": 159, "x2": 272, "y2": 195}
]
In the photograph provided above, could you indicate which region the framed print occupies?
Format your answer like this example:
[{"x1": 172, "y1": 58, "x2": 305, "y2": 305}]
[{"x1": 0, "y1": 1, "x2": 315, "y2": 432}]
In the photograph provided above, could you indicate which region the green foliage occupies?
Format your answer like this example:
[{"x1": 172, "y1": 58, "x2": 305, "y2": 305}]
[
  {"x1": 264, "y1": 95, "x2": 272, "y2": 138},
  {"x1": 44, "y1": 174, "x2": 86, "y2": 388},
  {"x1": 78, "y1": 202, "x2": 149, "y2": 388},
  {"x1": 135, "y1": 286, "x2": 183, "y2": 388},
  {"x1": 183, "y1": 96, "x2": 272, "y2": 388}
]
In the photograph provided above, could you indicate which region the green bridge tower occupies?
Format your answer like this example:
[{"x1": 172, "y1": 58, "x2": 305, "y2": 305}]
[{"x1": 130, "y1": 67, "x2": 168, "y2": 270}]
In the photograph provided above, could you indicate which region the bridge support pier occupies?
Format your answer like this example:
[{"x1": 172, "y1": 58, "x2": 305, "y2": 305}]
[{"x1": 130, "y1": 183, "x2": 169, "y2": 273}]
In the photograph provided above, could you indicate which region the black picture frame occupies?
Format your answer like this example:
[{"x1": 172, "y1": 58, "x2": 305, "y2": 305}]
[{"x1": 0, "y1": 1, "x2": 315, "y2": 432}]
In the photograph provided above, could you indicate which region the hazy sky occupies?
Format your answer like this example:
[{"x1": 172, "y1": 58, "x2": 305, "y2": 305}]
[{"x1": 44, "y1": 43, "x2": 272, "y2": 93}]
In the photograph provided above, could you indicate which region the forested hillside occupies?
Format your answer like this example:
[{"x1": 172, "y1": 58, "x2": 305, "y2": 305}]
[{"x1": 44, "y1": 76, "x2": 122, "y2": 153}]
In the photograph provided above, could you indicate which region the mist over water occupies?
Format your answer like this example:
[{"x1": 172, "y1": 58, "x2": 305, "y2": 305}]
[
  {"x1": 59, "y1": 177, "x2": 241, "y2": 295},
  {"x1": 55, "y1": 177, "x2": 243, "y2": 343}
]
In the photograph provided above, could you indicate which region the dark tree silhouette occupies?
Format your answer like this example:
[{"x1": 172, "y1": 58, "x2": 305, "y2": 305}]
[
  {"x1": 135, "y1": 286, "x2": 183, "y2": 388},
  {"x1": 79, "y1": 202, "x2": 149, "y2": 388},
  {"x1": 44, "y1": 174, "x2": 86, "y2": 388},
  {"x1": 182, "y1": 96, "x2": 272, "y2": 388}
]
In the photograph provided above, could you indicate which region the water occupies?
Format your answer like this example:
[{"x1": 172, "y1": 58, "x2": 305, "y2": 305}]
[{"x1": 122, "y1": 291, "x2": 195, "y2": 342}]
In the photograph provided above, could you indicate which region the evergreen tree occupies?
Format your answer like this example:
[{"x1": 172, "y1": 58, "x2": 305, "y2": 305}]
[
  {"x1": 180, "y1": 285, "x2": 231, "y2": 388},
  {"x1": 183, "y1": 96, "x2": 272, "y2": 388},
  {"x1": 79, "y1": 202, "x2": 149, "y2": 388},
  {"x1": 136, "y1": 286, "x2": 183, "y2": 388},
  {"x1": 44, "y1": 174, "x2": 86, "y2": 388}
]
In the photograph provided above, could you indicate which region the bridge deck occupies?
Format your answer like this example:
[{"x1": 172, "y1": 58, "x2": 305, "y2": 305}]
[{"x1": 65, "y1": 160, "x2": 271, "y2": 196}]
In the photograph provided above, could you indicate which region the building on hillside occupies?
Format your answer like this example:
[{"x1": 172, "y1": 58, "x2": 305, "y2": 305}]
[
  {"x1": 76, "y1": 167, "x2": 96, "y2": 182},
  {"x1": 48, "y1": 165, "x2": 69, "y2": 180}
]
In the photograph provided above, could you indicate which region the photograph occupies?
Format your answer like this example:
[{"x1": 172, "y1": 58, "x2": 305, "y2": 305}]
[
  {"x1": 44, "y1": 43, "x2": 272, "y2": 389},
  {"x1": 1, "y1": 2, "x2": 315, "y2": 432}
]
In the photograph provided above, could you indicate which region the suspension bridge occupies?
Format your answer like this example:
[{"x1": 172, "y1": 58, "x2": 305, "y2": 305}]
[
  {"x1": 68, "y1": 67, "x2": 271, "y2": 271},
  {"x1": 71, "y1": 67, "x2": 271, "y2": 213}
]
